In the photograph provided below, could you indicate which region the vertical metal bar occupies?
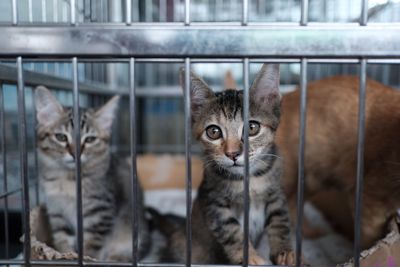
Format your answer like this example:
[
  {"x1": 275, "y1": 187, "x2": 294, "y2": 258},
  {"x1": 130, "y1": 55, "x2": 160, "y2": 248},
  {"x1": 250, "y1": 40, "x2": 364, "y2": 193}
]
[
  {"x1": 353, "y1": 59, "x2": 367, "y2": 267},
  {"x1": 28, "y1": 0, "x2": 33, "y2": 22},
  {"x1": 126, "y1": 0, "x2": 132, "y2": 25},
  {"x1": 242, "y1": 0, "x2": 249, "y2": 25},
  {"x1": 242, "y1": 58, "x2": 250, "y2": 267},
  {"x1": 71, "y1": 0, "x2": 76, "y2": 25},
  {"x1": 184, "y1": 57, "x2": 192, "y2": 267},
  {"x1": 31, "y1": 89, "x2": 40, "y2": 206},
  {"x1": 72, "y1": 57, "x2": 83, "y2": 266},
  {"x1": 12, "y1": 0, "x2": 17, "y2": 25},
  {"x1": 0, "y1": 83, "x2": 10, "y2": 266},
  {"x1": 42, "y1": 0, "x2": 47, "y2": 22},
  {"x1": 129, "y1": 58, "x2": 139, "y2": 267},
  {"x1": 184, "y1": 0, "x2": 190, "y2": 25},
  {"x1": 360, "y1": 0, "x2": 368, "y2": 26},
  {"x1": 17, "y1": 57, "x2": 31, "y2": 267},
  {"x1": 296, "y1": 58, "x2": 308, "y2": 267},
  {"x1": 300, "y1": 0, "x2": 309, "y2": 25}
]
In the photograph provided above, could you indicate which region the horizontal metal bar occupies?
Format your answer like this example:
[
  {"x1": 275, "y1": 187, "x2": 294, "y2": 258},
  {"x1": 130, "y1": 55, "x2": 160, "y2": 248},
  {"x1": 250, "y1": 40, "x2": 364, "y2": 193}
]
[
  {"x1": 6, "y1": 57, "x2": 400, "y2": 64},
  {"x1": 0, "y1": 260, "x2": 285, "y2": 267},
  {"x1": 1, "y1": 26, "x2": 400, "y2": 57},
  {"x1": 2, "y1": 21, "x2": 400, "y2": 27}
]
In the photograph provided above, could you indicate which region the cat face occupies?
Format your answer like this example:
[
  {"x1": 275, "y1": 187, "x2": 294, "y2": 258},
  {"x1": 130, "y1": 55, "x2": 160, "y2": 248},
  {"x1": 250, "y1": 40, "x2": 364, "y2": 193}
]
[
  {"x1": 183, "y1": 64, "x2": 281, "y2": 177},
  {"x1": 35, "y1": 86, "x2": 119, "y2": 170}
]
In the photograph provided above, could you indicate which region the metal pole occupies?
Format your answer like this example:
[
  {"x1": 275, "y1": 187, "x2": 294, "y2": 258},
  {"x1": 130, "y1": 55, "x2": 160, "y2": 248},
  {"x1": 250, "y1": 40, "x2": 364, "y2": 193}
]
[
  {"x1": 126, "y1": 0, "x2": 132, "y2": 25},
  {"x1": 184, "y1": 57, "x2": 192, "y2": 267},
  {"x1": 242, "y1": 0, "x2": 249, "y2": 26},
  {"x1": 72, "y1": 57, "x2": 83, "y2": 266},
  {"x1": 360, "y1": 0, "x2": 368, "y2": 26},
  {"x1": 129, "y1": 57, "x2": 139, "y2": 267},
  {"x1": 184, "y1": 0, "x2": 190, "y2": 25},
  {"x1": 71, "y1": 0, "x2": 76, "y2": 25},
  {"x1": 12, "y1": 0, "x2": 18, "y2": 25},
  {"x1": 300, "y1": 0, "x2": 309, "y2": 26},
  {"x1": 242, "y1": 58, "x2": 250, "y2": 267},
  {"x1": 17, "y1": 57, "x2": 31, "y2": 267},
  {"x1": 353, "y1": 58, "x2": 367, "y2": 267},
  {"x1": 296, "y1": 58, "x2": 308, "y2": 267}
]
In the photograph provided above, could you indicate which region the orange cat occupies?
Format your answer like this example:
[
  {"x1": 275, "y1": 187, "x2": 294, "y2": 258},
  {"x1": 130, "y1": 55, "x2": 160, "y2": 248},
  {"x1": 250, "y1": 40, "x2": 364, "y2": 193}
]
[{"x1": 276, "y1": 75, "x2": 400, "y2": 249}]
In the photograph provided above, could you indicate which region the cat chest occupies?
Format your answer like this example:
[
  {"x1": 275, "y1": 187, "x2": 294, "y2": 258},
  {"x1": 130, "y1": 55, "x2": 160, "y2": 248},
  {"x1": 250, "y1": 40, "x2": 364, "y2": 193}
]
[{"x1": 235, "y1": 200, "x2": 266, "y2": 244}]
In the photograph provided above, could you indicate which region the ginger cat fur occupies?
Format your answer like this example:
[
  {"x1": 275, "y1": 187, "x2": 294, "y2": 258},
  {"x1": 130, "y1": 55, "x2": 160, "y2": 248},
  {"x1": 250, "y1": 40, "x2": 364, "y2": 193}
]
[{"x1": 276, "y1": 75, "x2": 400, "y2": 249}]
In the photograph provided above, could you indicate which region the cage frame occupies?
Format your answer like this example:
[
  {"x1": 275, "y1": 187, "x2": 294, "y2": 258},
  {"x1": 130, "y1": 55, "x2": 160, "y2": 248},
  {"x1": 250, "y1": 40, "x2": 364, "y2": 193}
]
[{"x1": 1, "y1": 0, "x2": 399, "y2": 267}]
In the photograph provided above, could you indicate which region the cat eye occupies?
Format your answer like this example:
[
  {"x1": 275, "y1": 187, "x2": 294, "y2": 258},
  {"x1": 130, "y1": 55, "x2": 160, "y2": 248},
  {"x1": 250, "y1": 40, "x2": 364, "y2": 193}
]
[
  {"x1": 85, "y1": 136, "x2": 97, "y2": 143},
  {"x1": 206, "y1": 125, "x2": 222, "y2": 140},
  {"x1": 249, "y1": 121, "x2": 261, "y2": 136},
  {"x1": 55, "y1": 133, "x2": 68, "y2": 142}
]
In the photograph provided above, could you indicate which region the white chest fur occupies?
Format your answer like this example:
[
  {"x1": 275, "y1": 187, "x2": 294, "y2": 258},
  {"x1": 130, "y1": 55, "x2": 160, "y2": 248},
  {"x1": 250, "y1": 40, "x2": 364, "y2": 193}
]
[{"x1": 231, "y1": 176, "x2": 270, "y2": 245}]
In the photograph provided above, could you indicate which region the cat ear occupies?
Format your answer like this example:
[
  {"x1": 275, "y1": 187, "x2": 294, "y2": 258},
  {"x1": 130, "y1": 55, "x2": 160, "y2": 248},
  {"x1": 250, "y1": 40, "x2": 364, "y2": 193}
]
[
  {"x1": 94, "y1": 95, "x2": 120, "y2": 134},
  {"x1": 34, "y1": 86, "x2": 64, "y2": 127},
  {"x1": 180, "y1": 68, "x2": 215, "y2": 116},
  {"x1": 250, "y1": 64, "x2": 281, "y2": 107}
]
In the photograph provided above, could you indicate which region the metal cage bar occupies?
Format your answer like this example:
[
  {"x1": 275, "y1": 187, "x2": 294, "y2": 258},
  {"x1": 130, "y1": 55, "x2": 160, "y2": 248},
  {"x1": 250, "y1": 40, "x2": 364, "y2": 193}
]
[
  {"x1": 296, "y1": 58, "x2": 308, "y2": 267},
  {"x1": 72, "y1": 57, "x2": 84, "y2": 266},
  {"x1": 28, "y1": 0, "x2": 33, "y2": 23},
  {"x1": 11, "y1": 0, "x2": 17, "y2": 25},
  {"x1": 129, "y1": 57, "x2": 139, "y2": 267},
  {"x1": 1, "y1": 25, "x2": 400, "y2": 58},
  {"x1": 242, "y1": 58, "x2": 250, "y2": 267},
  {"x1": 71, "y1": 0, "x2": 76, "y2": 25},
  {"x1": 353, "y1": 58, "x2": 367, "y2": 267},
  {"x1": 184, "y1": 0, "x2": 190, "y2": 25},
  {"x1": 300, "y1": 0, "x2": 309, "y2": 26},
  {"x1": 17, "y1": 56, "x2": 31, "y2": 267},
  {"x1": 126, "y1": 0, "x2": 132, "y2": 25},
  {"x1": 242, "y1": 0, "x2": 249, "y2": 26},
  {"x1": 184, "y1": 57, "x2": 192, "y2": 267}
]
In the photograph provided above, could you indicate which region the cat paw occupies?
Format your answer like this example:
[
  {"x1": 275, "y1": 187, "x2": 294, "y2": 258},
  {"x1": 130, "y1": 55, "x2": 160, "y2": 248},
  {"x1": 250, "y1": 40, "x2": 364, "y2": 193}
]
[
  {"x1": 275, "y1": 250, "x2": 306, "y2": 266},
  {"x1": 248, "y1": 254, "x2": 267, "y2": 265}
]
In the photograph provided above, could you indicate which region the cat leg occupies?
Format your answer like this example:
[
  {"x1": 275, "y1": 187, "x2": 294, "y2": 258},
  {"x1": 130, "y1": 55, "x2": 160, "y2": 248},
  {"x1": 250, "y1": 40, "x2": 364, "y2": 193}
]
[
  {"x1": 264, "y1": 188, "x2": 294, "y2": 265},
  {"x1": 48, "y1": 213, "x2": 75, "y2": 253},
  {"x1": 202, "y1": 202, "x2": 266, "y2": 265}
]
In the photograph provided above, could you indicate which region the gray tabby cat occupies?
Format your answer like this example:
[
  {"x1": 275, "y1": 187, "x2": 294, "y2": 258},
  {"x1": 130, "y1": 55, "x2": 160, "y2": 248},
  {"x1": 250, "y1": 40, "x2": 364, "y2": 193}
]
[
  {"x1": 168, "y1": 64, "x2": 296, "y2": 265},
  {"x1": 35, "y1": 86, "x2": 150, "y2": 260}
]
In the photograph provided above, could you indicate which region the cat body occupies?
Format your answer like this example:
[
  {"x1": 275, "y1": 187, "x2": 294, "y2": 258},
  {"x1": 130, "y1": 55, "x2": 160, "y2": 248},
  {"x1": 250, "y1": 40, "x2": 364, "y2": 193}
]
[
  {"x1": 277, "y1": 76, "x2": 400, "y2": 249},
  {"x1": 162, "y1": 64, "x2": 295, "y2": 265},
  {"x1": 35, "y1": 86, "x2": 149, "y2": 260}
]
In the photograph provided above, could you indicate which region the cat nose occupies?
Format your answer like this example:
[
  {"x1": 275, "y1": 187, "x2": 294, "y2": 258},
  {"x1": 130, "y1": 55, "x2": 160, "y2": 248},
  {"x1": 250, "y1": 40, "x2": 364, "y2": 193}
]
[{"x1": 225, "y1": 151, "x2": 241, "y2": 161}]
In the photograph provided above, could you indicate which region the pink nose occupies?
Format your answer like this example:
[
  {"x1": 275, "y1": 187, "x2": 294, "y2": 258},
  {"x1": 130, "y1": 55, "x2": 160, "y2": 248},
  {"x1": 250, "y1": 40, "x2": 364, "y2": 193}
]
[{"x1": 225, "y1": 151, "x2": 241, "y2": 161}]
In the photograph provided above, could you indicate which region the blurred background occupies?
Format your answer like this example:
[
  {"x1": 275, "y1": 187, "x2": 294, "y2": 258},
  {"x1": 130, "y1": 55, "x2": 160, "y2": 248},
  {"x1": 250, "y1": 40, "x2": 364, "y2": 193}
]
[{"x1": 1, "y1": 0, "x2": 400, "y2": 262}]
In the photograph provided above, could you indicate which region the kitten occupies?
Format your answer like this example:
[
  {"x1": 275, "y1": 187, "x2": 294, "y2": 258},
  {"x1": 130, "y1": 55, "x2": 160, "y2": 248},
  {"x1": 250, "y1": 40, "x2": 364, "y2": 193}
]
[
  {"x1": 35, "y1": 86, "x2": 149, "y2": 260},
  {"x1": 277, "y1": 75, "x2": 400, "y2": 250},
  {"x1": 161, "y1": 64, "x2": 295, "y2": 265}
]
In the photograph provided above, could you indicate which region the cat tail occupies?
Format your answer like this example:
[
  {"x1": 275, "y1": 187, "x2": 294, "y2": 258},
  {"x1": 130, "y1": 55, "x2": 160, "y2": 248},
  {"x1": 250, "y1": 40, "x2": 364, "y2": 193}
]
[{"x1": 146, "y1": 207, "x2": 185, "y2": 235}]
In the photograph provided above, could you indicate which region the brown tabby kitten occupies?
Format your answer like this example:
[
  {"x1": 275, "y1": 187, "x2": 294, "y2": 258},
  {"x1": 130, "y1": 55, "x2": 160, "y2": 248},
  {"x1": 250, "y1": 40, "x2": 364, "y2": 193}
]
[
  {"x1": 35, "y1": 86, "x2": 150, "y2": 260},
  {"x1": 163, "y1": 64, "x2": 295, "y2": 265},
  {"x1": 277, "y1": 76, "x2": 400, "y2": 249}
]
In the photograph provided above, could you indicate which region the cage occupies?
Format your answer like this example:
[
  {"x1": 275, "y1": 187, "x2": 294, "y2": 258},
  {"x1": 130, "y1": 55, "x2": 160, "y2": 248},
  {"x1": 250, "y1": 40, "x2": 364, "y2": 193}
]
[{"x1": 1, "y1": 0, "x2": 400, "y2": 267}]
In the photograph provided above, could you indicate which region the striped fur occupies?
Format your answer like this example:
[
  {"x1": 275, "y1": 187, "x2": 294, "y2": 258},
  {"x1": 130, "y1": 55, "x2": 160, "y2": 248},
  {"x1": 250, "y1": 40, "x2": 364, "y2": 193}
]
[
  {"x1": 35, "y1": 86, "x2": 150, "y2": 260},
  {"x1": 165, "y1": 64, "x2": 294, "y2": 265}
]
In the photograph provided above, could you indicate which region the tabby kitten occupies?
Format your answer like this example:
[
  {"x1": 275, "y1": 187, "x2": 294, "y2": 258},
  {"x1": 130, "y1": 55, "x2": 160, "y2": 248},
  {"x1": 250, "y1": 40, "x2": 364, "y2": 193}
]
[
  {"x1": 176, "y1": 64, "x2": 295, "y2": 265},
  {"x1": 35, "y1": 86, "x2": 149, "y2": 260}
]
